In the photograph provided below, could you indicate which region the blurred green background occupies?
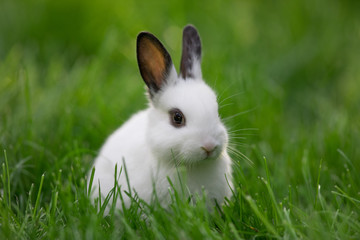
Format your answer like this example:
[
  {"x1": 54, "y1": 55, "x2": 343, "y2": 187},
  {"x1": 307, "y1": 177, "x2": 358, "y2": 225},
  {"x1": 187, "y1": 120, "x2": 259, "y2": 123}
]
[{"x1": 0, "y1": 0, "x2": 360, "y2": 237}]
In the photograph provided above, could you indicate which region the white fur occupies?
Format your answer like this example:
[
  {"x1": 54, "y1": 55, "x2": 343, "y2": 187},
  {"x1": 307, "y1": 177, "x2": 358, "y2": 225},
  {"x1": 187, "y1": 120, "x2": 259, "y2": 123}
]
[
  {"x1": 90, "y1": 79, "x2": 233, "y2": 209},
  {"x1": 191, "y1": 58, "x2": 202, "y2": 79},
  {"x1": 89, "y1": 27, "x2": 233, "y2": 211}
]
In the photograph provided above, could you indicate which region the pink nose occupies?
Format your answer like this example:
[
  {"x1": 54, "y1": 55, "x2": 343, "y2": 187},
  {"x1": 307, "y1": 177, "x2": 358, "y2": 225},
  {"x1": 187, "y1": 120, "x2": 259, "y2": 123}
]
[{"x1": 201, "y1": 143, "x2": 217, "y2": 157}]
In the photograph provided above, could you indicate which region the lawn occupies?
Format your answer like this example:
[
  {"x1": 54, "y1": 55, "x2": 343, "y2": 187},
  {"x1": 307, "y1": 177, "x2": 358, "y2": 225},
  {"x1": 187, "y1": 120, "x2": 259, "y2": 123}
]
[{"x1": 1, "y1": 0, "x2": 360, "y2": 239}]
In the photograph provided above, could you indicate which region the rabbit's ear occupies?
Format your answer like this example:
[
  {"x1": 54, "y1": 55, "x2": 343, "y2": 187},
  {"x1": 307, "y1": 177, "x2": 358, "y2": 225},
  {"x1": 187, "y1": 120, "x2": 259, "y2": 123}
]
[
  {"x1": 137, "y1": 32, "x2": 174, "y2": 97},
  {"x1": 180, "y1": 25, "x2": 202, "y2": 80}
]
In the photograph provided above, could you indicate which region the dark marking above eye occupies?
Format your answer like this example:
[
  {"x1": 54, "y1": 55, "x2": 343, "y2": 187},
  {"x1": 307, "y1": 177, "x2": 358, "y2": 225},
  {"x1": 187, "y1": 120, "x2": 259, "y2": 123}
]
[{"x1": 169, "y1": 108, "x2": 186, "y2": 128}]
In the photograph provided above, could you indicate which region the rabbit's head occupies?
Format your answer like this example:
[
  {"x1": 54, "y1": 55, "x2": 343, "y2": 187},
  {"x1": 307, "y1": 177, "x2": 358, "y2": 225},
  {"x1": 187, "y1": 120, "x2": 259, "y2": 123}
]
[{"x1": 137, "y1": 25, "x2": 228, "y2": 165}]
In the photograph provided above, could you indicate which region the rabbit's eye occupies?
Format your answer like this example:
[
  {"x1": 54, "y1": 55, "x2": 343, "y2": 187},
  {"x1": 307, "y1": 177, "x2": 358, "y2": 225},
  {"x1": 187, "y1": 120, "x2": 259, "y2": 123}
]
[{"x1": 169, "y1": 108, "x2": 186, "y2": 128}]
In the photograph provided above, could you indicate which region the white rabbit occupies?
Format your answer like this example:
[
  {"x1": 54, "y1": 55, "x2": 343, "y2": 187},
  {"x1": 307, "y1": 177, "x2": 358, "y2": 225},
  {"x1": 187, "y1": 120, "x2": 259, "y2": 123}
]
[{"x1": 89, "y1": 25, "x2": 233, "y2": 209}]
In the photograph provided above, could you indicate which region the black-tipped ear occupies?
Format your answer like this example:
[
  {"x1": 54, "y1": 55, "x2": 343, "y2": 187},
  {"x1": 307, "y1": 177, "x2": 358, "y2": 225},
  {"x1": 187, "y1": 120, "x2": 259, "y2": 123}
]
[
  {"x1": 137, "y1": 32, "x2": 173, "y2": 97},
  {"x1": 180, "y1": 24, "x2": 202, "y2": 79}
]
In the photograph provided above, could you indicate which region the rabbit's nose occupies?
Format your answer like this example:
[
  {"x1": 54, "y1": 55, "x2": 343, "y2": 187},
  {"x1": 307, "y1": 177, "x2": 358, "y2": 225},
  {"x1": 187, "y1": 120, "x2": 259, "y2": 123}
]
[{"x1": 201, "y1": 144, "x2": 217, "y2": 157}]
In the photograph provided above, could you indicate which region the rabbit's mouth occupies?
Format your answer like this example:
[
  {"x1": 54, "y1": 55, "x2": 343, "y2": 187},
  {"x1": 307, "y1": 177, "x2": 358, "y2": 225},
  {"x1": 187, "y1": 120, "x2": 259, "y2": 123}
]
[
  {"x1": 202, "y1": 147, "x2": 222, "y2": 161},
  {"x1": 201, "y1": 144, "x2": 219, "y2": 159},
  {"x1": 176, "y1": 145, "x2": 223, "y2": 165}
]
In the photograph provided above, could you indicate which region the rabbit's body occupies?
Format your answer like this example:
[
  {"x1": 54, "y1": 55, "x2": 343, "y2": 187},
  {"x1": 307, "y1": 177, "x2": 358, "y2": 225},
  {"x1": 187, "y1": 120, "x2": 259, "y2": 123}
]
[{"x1": 90, "y1": 25, "x2": 233, "y2": 209}]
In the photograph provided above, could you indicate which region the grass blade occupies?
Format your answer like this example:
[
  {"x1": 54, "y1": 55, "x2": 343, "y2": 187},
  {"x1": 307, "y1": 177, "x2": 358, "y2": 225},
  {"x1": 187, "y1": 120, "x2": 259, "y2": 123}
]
[{"x1": 33, "y1": 173, "x2": 45, "y2": 220}]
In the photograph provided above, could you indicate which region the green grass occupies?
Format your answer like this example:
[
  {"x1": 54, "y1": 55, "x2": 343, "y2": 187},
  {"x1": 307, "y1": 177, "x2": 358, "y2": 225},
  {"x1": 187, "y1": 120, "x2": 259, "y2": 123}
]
[{"x1": 1, "y1": 0, "x2": 360, "y2": 239}]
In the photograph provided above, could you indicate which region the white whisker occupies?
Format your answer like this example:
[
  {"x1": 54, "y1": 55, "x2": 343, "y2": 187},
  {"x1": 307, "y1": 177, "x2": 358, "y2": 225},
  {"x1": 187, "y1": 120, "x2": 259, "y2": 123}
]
[
  {"x1": 227, "y1": 145, "x2": 254, "y2": 167},
  {"x1": 218, "y1": 91, "x2": 245, "y2": 106},
  {"x1": 219, "y1": 102, "x2": 235, "y2": 108},
  {"x1": 229, "y1": 136, "x2": 246, "y2": 140},
  {"x1": 222, "y1": 107, "x2": 257, "y2": 122},
  {"x1": 228, "y1": 128, "x2": 259, "y2": 132}
]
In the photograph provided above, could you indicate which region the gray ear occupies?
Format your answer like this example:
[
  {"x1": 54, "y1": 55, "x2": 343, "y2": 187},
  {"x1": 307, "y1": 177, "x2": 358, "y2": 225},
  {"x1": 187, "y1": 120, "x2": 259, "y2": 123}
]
[
  {"x1": 180, "y1": 25, "x2": 202, "y2": 79},
  {"x1": 137, "y1": 32, "x2": 174, "y2": 97}
]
